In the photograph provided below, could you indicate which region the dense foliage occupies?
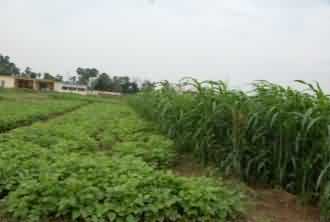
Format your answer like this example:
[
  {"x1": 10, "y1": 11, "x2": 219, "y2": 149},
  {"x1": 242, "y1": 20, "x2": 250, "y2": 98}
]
[
  {"x1": 0, "y1": 94, "x2": 244, "y2": 222},
  {"x1": 321, "y1": 183, "x2": 330, "y2": 222},
  {"x1": 92, "y1": 73, "x2": 139, "y2": 94},
  {"x1": 76, "y1": 67, "x2": 99, "y2": 85},
  {"x1": 130, "y1": 78, "x2": 330, "y2": 214},
  {"x1": 0, "y1": 54, "x2": 20, "y2": 75},
  {"x1": 75, "y1": 67, "x2": 139, "y2": 93}
]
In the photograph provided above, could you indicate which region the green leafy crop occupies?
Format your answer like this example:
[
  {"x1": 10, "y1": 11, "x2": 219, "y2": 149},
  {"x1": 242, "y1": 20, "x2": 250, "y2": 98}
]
[
  {"x1": 0, "y1": 90, "x2": 86, "y2": 132},
  {"x1": 5, "y1": 155, "x2": 243, "y2": 222},
  {"x1": 0, "y1": 94, "x2": 245, "y2": 222}
]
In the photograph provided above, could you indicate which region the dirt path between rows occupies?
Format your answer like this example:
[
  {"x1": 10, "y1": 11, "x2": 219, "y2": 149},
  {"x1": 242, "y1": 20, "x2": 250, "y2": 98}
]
[
  {"x1": 247, "y1": 188, "x2": 320, "y2": 222},
  {"x1": 173, "y1": 154, "x2": 320, "y2": 222}
]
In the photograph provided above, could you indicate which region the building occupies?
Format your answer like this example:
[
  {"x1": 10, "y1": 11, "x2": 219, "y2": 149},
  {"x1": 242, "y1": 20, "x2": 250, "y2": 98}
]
[
  {"x1": 54, "y1": 82, "x2": 88, "y2": 95},
  {"x1": 0, "y1": 75, "x2": 87, "y2": 94},
  {"x1": 88, "y1": 90, "x2": 122, "y2": 96},
  {"x1": 0, "y1": 74, "x2": 121, "y2": 96},
  {"x1": 0, "y1": 75, "x2": 55, "y2": 91}
]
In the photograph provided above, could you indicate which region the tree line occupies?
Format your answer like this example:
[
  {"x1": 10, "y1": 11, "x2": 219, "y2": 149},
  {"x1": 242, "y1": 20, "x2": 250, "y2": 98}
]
[{"x1": 0, "y1": 54, "x2": 154, "y2": 93}]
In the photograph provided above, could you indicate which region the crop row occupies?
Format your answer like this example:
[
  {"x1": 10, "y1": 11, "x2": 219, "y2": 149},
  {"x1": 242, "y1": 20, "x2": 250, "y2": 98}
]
[
  {"x1": 0, "y1": 101, "x2": 244, "y2": 222},
  {"x1": 130, "y1": 79, "x2": 330, "y2": 220},
  {"x1": 0, "y1": 95, "x2": 86, "y2": 133}
]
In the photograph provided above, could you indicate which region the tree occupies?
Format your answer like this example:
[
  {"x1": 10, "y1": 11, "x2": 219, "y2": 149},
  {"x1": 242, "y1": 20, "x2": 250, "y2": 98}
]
[
  {"x1": 23, "y1": 67, "x2": 32, "y2": 75},
  {"x1": 111, "y1": 75, "x2": 140, "y2": 93},
  {"x1": 112, "y1": 76, "x2": 123, "y2": 92},
  {"x1": 69, "y1": 76, "x2": 77, "y2": 83},
  {"x1": 127, "y1": 82, "x2": 139, "y2": 93},
  {"x1": 76, "y1": 67, "x2": 99, "y2": 85},
  {"x1": 118, "y1": 76, "x2": 130, "y2": 92},
  {"x1": 43, "y1": 73, "x2": 56, "y2": 80},
  {"x1": 141, "y1": 80, "x2": 154, "y2": 91},
  {"x1": 0, "y1": 54, "x2": 20, "y2": 75},
  {"x1": 93, "y1": 73, "x2": 112, "y2": 91},
  {"x1": 30, "y1": 73, "x2": 37, "y2": 79},
  {"x1": 55, "y1": 74, "x2": 63, "y2": 82},
  {"x1": 22, "y1": 67, "x2": 40, "y2": 79}
]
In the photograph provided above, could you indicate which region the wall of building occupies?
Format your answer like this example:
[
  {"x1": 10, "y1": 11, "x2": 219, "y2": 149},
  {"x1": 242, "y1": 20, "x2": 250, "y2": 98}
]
[
  {"x1": 35, "y1": 81, "x2": 54, "y2": 91},
  {"x1": 54, "y1": 82, "x2": 63, "y2": 92},
  {"x1": 89, "y1": 90, "x2": 122, "y2": 96},
  {"x1": 54, "y1": 82, "x2": 88, "y2": 95},
  {"x1": 0, "y1": 76, "x2": 15, "y2": 88}
]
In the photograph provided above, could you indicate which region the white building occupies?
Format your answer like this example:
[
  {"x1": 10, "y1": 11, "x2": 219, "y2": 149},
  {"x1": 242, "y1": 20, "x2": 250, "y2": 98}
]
[
  {"x1": 54, "y1": 82, "x2": 88, "y2": 95},
  {"x1": 88, "y1": 90, "x2": 122, "y2": 96}
]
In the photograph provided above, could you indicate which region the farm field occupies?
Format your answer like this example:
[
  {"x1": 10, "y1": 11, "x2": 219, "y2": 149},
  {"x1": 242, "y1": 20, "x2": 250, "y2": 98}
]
[
  {"x1": 0, "y1": 84, "x2": 326, "y2": 222},
  {"x1": 130, "y1": 79, "x2": 330, "y2": 222},
  {"x1": 0, "y1": 89, "x2": 87, "y2": 133},
  {"x1": 0, "y1": 90, "x2": 244, "y2": 222}
]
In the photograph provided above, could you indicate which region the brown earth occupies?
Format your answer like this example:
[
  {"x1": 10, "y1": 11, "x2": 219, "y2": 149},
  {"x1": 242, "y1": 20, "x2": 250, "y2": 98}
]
[
  {"x1": 247, "y1": 188, "x2": 320, "y2": 222},
  {"x1": 173, "y1": 154, "x2": 321, "y2": 222}
]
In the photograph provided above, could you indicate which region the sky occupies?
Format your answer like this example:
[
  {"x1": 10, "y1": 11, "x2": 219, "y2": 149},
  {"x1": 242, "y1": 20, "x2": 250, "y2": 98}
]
[{"x1": 1, "y1": 0, "x2": 330, "y2": 89}]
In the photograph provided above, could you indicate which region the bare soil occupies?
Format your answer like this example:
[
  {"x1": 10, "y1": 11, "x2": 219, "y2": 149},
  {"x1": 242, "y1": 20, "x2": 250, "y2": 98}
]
[
  {"x1": 247, "y1": 187, "x2": 320, "y2": 222},
  {"x1": 173, "y1": 154, "x2": 320, "y2": 222}
]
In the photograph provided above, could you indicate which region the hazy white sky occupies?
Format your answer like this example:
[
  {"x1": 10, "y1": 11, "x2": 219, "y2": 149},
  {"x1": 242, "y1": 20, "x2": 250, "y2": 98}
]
[{"x1": 1, "y1": 0, "x2": 330, "y2": 88}]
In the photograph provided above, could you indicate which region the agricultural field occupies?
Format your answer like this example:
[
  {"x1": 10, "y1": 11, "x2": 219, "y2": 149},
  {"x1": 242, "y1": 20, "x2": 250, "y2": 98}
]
[
  {"x1": 131, "y1": 79, "x2": 330, "y2": 221},
  {"x1": 2, "y1": 82, "x2": 327, "y2": 222},
  {"x1": 0, "y1": 89, "x2": 87, "y2": 132},
  {"x1": 0, "y1": 90, "x2": 244, "y2": 222}
]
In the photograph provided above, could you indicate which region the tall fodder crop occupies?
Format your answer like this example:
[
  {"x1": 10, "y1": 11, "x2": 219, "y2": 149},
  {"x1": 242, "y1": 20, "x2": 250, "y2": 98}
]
[
  {"x1": 130, "y1": 78, "x2": 330, "y2": 201},
  {"x1": 245, "y1": 81, "x2": 330, "y2": 197},
  {"x1": 131, "y1": 79, "x2": 250, "y2": 175}
]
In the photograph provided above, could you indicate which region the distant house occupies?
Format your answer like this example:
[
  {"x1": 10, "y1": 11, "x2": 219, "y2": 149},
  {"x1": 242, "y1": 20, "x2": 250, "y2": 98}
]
[
  {"x1": 0, "y1": 75, "x2": 55, "y2": 91},
  {"x1": 0, "y1": 74, "x2": 121, "y2": 96},
  {"x1": 55, "y1": 82, "x2": 123, "y2": 96},
  {"x1": 88, "y1": 90, "x2": 122, "y2": 96},
  {"x1": 54, "y1": 82, "x2": 88, "y2": 95}
]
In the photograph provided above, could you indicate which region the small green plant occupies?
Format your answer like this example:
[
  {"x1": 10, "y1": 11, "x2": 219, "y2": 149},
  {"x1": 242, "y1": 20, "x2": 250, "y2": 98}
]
[
  {"x1": 5, "y1": 155, "x2": 244, "y2": 222},
  {"x1": 112, "y1": 135, "x2": 175, "y2": 168},
  {"x1": 0, "y1": 97, "x2": 245, "y2": 221}
]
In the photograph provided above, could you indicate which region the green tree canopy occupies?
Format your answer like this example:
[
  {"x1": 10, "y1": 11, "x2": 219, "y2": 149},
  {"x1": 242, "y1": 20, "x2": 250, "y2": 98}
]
[
  {"x1": 55, "y1": 74, "x2": 63, "y2": 82},
  {"x1": 22, "y1": 67, "x2": 41, "y2": 79},
  {"x1": 93, "y1": 73, "x2": 112, "y2": 91},
  {"x1": 110, "y1": 76, "x2": 139, "y2": 93},
  {"x1": 141, "y1": 80, "x2": 155, "y2": 91},
  {"x1": 91, "y1": 74, "x2": 140, "y2": 93},
  {"x1": 76, "y1": 67, "x2": 99, "y2": 85},
  {"x1": 0, "y1": 54, "x2": 20, "y2": 75},
  {"x1": 43, "y1": 73, "x2": 56, "y2": 80}
]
